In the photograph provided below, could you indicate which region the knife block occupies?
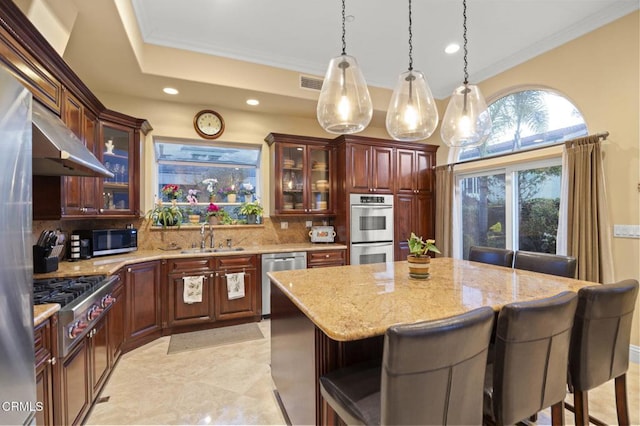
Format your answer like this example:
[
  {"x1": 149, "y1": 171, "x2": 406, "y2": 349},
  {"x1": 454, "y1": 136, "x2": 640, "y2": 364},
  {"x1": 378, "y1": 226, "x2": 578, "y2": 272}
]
[{"x1": 33, "y1": 245, "x2": 59, "y2": 273}]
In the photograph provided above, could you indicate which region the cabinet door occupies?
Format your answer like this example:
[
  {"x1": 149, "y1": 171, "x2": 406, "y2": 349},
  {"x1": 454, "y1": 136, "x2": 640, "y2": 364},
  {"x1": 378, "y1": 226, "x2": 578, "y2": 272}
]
[
  {"x1": 347, "y1": 143, "x2": 372, "y2": 192},
  {"x1": 415, "y1": 193, "x2": 435, "y2": 242},
  {"x1": 396, "y1": 149, "x2": 417, "y2": 193},
  {"x1": 125, "y1": 261, "x2": 162, "y2": 341},
  {"x1": 308, "y1": 146, "x2": 332, "y2": 213},
  {"x1": 100, "y1": 122, "x2": 137, "y2": 216},
  {"x1": 371, "y1": 146, "x2": 394, "y2": 193},
  {"x1": 34, "y1": 319, "x2": 54, "y2": 426},
  {"x1": 395, "y1": 194, "x2": 415, "y2": 260},
  {"x1": 89, "y1": 317, "x2": 110, "y2": 396},
  {"x1": 108, "y1": 280, "x2": 125, "y2": 364},
  {"x1": 415, "y1": 150, "x2": 434, "y2": 193},
  {"x1": 60, "y1": 339, "x2": 90, "y2": 426},
  {"x1": 61, "y1": 92, "x2": 84, "y2": 215},
  {"x1": 80, "y1": 110, "x2": 99, "y2": 213},
  {"x1": 215, "y1": 268, "x2": 258, "y2": 320},
  {"x1": 168, "y1": 273, "x2": 215, "y2": 327}
]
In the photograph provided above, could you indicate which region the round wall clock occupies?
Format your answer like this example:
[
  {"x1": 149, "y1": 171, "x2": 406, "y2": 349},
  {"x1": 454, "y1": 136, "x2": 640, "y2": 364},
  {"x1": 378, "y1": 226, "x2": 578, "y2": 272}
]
[{"x1": 194, "y1": 109, "x2": 225, "y2": 139}]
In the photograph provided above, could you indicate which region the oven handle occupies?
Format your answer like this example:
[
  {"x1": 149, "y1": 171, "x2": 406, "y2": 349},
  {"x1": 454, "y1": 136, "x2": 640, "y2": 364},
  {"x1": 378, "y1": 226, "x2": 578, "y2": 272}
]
[
  {"x1": 351, "y1": 205, "x2": 393, "y2": 210},
  {"x1": 351, "y1": 242, "x2": 394, "y2": 247}
]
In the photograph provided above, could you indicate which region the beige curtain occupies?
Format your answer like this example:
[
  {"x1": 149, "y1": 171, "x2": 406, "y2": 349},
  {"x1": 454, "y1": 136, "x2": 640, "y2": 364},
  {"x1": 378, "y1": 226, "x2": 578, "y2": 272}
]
[
  {"x1": 564, "y1": 134, "x2": 614, "y2": 283},
  {"x1": 435, "y1": 165, "x2": 454, "y2": 257}
]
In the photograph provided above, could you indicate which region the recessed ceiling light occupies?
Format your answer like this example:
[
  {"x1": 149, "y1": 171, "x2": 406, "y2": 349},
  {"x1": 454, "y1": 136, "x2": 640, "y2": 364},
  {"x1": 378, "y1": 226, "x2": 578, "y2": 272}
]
[
  {"x1": 163, "y1": 87, "x2": 179, "y2": 95},
  {"x1": 445, "y1": 43, "x2": 460, "y2": 54},
  {"x1": 246, "y1": 99, "x2": 260, "y2": 106}
]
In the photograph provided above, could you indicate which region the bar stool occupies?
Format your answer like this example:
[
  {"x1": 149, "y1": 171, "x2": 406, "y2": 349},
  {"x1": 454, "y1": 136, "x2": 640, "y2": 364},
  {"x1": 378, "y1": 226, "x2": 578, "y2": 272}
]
[
  {"x1": 319, "y1": 306, "x2": 495, "y2": 425},
  {"x1": 567, "y1": 279, "x2": 639, "y2": 426},
  {"x1": 468, "y1": 246, "x2": 514, "y2": 267},
  {"x1": 483, "y1": 291, "x2": 578, "y2": 426},
  {"x1": 513, "y1": 250, "x2": 577, "y2": 278}
]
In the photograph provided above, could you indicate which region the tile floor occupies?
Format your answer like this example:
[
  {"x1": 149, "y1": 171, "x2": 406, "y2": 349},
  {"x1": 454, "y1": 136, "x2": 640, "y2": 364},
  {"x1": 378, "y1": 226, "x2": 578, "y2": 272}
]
[{"x1": 87, "y1": 319, "x2": 639, "y2": 425}]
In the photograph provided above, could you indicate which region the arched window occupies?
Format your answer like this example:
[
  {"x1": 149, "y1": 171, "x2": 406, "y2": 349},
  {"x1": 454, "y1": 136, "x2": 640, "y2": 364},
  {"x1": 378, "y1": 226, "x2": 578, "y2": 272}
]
[
  {"x1": 458, "y1": 88, "x2": 587, "y2": 162},
  {"x1": 453, "y1": 88, "x2": 587, "y2": 259}
]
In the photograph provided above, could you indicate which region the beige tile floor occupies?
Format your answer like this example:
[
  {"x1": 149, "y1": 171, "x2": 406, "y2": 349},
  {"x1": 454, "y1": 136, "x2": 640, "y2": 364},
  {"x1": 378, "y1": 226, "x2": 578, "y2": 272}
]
[{"x1": 87, "y1": 319, "x2": 639, "y2": 425}]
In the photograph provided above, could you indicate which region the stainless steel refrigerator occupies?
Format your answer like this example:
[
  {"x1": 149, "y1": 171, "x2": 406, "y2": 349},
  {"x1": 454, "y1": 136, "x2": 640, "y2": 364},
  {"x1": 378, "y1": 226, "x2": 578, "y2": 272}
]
[{"x1": 0, "y1": 67, "x2": 36, "y2": 425}]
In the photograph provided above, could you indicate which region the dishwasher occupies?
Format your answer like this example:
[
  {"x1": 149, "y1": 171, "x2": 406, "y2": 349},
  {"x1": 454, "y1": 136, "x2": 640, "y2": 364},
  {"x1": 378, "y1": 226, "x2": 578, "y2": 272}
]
[{"x1": 261, "y1": 252, "x2": 307, "y2": 316}]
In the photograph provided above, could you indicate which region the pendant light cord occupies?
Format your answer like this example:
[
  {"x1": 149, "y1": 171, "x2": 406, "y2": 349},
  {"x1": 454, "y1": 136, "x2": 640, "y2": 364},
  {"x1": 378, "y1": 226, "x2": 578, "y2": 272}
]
[
  {"x1": 341, "y1": 0, "x2": 347, "y2": 55},
  {"x1": 408, "y1": 0, "x2": 413, "y2": 71},
  {"x1": 463, "y1": 0, "x2": 469, "y2": 84}
]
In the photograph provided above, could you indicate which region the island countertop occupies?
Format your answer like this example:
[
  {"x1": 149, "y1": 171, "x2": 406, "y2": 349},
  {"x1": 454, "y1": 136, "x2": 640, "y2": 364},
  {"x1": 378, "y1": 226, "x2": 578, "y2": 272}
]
[{"x1": 267, "y1": 257, "x2": 595, "y2": 342}]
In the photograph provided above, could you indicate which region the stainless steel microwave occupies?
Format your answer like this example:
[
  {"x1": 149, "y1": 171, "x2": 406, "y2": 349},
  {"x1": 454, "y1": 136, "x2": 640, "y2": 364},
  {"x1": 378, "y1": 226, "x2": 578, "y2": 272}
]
[{"x1": 71, "y1": 228, "x2": 137, "y2": 258}]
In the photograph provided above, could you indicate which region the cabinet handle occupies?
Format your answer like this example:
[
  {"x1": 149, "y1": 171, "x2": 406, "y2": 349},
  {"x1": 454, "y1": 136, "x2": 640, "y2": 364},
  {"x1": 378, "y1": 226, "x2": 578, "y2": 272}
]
[
  {"x1": 48, "y1": 357, "x2": 56, "y2": 365},
  {"x1": 325, "y1": 254, "x2": 330, "y2": 258},
  {"x1": 210, "y1": 273, "x2": 214, "y2": 278},
  {"x1": 99, "y1": 208, "x2": 104, "y2": 213},
  {"x1": 127, "y1": 268, "x2": 132, "y2": 273}
]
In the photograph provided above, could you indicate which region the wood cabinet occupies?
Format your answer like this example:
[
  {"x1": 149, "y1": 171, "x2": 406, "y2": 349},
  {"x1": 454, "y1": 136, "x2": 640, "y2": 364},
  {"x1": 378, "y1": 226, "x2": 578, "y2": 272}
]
[
  {"x1": 166, "y1": 258, "x2": 216, "y2": 327},
  {"x1": 394, "y1": 146, "x2": 437, "y2": 260},
  {"x1": 107, "y1": 272, "x2": 125, "y2": 365},
  {"x1": 307, "y1": 249, "x2": 346, "y2": 268},
  {"x1": 214, "y1": 255, "x2": 261, "y2": 320},
  {"x1": 124, "y1": 260, "x2": 163, "y2": 349},
  {"x1": 345, "y1": 142, "x2": 394, "y2": 194},
  {"x1": 34, "y1": 316, "x2": 58, "y2": 426},
  {"x1": 265, "y1": 133, "x2": 334, "y2": 216}
]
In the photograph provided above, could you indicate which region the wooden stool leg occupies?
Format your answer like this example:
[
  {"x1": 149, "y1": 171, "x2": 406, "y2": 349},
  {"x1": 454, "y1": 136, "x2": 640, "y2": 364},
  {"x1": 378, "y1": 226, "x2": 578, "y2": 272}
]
[
  {"x1": 615, "y1": 374, "x2": 630, "y2": 426},
  {"x1": 551, "y1": 401, "x2": 565, "y2": 426},
  {"x1": 573, "y1": 390, "x2": 589, "y2": 426}
]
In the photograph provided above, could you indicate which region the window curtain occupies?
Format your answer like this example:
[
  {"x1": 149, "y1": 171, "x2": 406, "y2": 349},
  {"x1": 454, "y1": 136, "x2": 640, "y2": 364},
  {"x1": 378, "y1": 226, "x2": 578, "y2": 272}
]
[
  {"x1": 435, "y1": 165, "x2": 454, "y2": 257},
  {"x1": 562, "y1": 134, "x2": 614, "y2": 283}
]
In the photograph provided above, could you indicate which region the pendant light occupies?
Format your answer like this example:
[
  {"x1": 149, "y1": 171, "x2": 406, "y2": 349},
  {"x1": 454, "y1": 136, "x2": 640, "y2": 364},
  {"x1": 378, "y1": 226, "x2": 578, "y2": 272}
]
[
  {"x1": 386, "y1": 0, "x2": 438, "y2": 141},
  {"x1": 440, "y1": 0, "x2": 491, "y2": 147},
  {"x1": 317, "y1": 0, "x2": 372, "y2": 134}
]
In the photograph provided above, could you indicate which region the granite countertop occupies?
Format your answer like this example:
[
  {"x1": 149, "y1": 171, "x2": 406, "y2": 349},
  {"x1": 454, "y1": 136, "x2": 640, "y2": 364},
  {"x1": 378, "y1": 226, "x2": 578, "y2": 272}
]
[
  {"x1": 267, "y1": 257, "x2": 595, "y2": 342},
  {"x1": 34, "y1": 243, "x2": 347, "y2": 279},
  {"x1": 34, "y1": 304, "x2": 60, "y2": 327}
]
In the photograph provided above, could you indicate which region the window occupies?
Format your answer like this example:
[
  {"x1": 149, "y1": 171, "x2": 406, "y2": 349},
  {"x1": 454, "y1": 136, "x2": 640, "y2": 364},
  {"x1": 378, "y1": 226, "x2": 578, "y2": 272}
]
[
  {"x1": 456, "y1": 159, "x2": 562, "y2": 259},
  {"x1": 459, "y1": 89, "x2": 587, "y2": 162},
  {"x1": 153, "y1": 139, "x2": 261, "y2": 222},
  {"x1": 454, "y1": 88, "x2": 587, "y2": 258}
]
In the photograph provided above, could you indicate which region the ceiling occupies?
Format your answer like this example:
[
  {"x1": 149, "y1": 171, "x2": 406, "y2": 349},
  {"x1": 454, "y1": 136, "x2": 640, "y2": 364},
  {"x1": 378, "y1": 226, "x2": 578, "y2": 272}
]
[{"x1": 57, "y1": 0, "x2": 638, "y2": 120}]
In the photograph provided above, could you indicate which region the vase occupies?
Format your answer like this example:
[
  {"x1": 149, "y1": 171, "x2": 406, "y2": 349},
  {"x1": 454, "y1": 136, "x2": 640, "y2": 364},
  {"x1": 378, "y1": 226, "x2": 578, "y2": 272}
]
[
  {"x1": 227, "y1": 193, "x2": 237, "y2": 203},
  {"x1": 407, "y1": 255, "x2": 431, "y2": 279},
  {"x1": 208, "y1": 216, "x2": 219, "y2": 225}
]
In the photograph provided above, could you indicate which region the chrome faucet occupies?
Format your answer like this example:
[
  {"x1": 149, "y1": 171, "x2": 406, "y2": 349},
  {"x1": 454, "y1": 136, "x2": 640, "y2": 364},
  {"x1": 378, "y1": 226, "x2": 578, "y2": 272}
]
[
  {"x1": 209, "y1": 224, "x2": 215, "y2": 248},
  {"x1": 200, "y1": 224, "x2": 206, "y2": 249}
]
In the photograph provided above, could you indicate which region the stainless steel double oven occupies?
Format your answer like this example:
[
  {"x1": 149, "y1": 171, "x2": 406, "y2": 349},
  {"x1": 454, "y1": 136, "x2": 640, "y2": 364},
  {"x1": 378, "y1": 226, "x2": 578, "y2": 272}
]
[{"x1": 350, "y1": 194, "x2": 394, "y2": 265}]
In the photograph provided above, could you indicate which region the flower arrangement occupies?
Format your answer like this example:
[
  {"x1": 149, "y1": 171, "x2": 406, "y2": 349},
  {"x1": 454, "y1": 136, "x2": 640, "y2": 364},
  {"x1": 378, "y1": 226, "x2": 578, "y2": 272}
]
[
  {"x1": 407, "y1": 232, "x2": 441, "y2": 257},
  {"x1": 161, "y1": 184, "x2": 182, "y2": 200},
  {"x1": 205, "y1": 202, "x2": 220, "y2": 218},
  {"x1": 238, "y1": 183, "x2": 254, "y2": 196},
  {"x1": 218, "y1": 185, "x2": 236, "y2": 197},
  {"x1": 186, "y1": 189, "x2": 199, "y2": 205},
  {"x1": 202, "y1": 178, "x2": 218, "y2": 200}
]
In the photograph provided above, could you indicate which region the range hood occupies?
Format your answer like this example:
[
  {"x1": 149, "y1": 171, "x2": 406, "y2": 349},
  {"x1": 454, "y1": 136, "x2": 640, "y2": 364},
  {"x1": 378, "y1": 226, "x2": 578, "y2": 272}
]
[{"x1": 31, "y1": 102, "x2": 114, "y2": 178}]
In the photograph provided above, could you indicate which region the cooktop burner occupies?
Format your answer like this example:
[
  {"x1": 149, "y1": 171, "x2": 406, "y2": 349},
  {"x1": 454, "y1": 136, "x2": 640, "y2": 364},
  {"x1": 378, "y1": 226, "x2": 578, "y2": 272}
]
[{"x1": 33, "y1": 275, "x2": 107, "y2": 307}]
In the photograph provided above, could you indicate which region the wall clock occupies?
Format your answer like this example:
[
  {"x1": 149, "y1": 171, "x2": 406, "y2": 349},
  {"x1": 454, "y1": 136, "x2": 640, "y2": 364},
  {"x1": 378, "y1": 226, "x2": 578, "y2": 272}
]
[{"x1": 194, "y1": 109, "x2": 225, "y2": 139}]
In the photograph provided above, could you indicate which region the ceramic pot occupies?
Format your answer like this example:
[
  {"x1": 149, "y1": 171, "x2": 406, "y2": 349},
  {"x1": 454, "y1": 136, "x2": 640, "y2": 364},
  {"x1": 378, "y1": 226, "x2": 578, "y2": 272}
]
[
  {"x1": 188, "y1": 214, "x2": 200, "y2": 224},
  {"x1": 407, "y1": 255, "x2": 431, "y2": 279},
  {"x1": 227, "y1": 193, "x2": 237, "y2": 203},
  {"x1": 208, "y1": 216, "x2": 219, "y2": 225}
]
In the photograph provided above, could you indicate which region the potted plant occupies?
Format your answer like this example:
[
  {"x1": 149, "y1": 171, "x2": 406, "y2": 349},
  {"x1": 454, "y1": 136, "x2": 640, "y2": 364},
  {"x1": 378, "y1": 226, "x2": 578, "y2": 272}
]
[
  {"x1": 407, "y1": 232, "x2": 440, "y2": 279},
  {"x1": 186, "y1": 189, "x2": 201, "y2": 223},
  {"x1": 147, "y1": 199, "x2": 183, "y2": 228},
  {"x1": 239, "y1": 200, "x2": 263, "y2": 224},
  {"x1": 161, "y1": 184, "x2": 182, "y2": 201},
  {"x1": 218, "y1": 186, "x2": 237, "y2": 203},
  {"x1": 206, "y1": 202, "x2": 221, "y2": 225}
]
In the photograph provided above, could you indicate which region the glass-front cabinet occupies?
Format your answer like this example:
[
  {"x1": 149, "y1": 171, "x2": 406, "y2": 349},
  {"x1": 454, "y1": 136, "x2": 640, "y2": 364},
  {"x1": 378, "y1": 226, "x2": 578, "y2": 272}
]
[
  {"x1": 99, "y1": 121, "x2": 139, "y2": 217},
  {"x1": 266, "y1": 133, "x2": 334, "y2": 216}
]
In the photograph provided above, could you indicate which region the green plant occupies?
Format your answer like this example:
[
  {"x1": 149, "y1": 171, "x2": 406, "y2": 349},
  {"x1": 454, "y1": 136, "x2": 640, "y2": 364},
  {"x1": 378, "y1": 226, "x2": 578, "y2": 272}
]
[
  {"x1": 147, "y1": 200, "x2": 183, "y2": 228},
  {"x1": 217, "y1": 209, "x2": 232, "y2": 225},
  {"x1": 407, "y1": 232, "x2": 440, "y2": 257},
  {"x1": 239, "y1": 200, "x2": 263, "y2": 216}
]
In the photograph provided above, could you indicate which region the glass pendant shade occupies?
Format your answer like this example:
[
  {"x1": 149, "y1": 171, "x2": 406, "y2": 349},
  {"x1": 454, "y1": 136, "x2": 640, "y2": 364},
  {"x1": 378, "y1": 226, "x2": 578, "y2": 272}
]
[
  {"x1": 440, "y1": 83, "x2": 492, "y2": 147},
  {"x1": 317, "y1": 54, "x2": 373, "y2": 134},
  {"x1": 386, "y1": 70, "x2": 438, "y2": 141}
]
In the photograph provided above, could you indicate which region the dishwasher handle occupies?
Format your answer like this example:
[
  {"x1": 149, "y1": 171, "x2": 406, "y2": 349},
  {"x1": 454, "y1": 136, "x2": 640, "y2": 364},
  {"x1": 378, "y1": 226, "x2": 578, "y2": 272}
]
[{"x1": 273, "y1": 257, "x2": 297, "y2": 262}]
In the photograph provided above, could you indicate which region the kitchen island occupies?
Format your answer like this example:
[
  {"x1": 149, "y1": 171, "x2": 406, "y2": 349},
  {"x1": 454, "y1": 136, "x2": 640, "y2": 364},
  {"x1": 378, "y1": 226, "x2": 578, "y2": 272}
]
[{"x1": 268, "y1": 258, "x2": 595, "y2": 425}]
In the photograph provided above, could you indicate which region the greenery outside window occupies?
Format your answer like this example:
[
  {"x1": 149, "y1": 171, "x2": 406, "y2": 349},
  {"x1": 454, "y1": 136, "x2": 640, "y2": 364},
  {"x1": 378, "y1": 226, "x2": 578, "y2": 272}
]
[{"x1": 153, "y1": 139, "x2": 261, "y2": 223}]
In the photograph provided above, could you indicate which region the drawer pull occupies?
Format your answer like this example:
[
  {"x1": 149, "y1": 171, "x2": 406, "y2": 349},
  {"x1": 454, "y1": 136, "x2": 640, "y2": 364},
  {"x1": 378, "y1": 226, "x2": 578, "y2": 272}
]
[{"x1": 48, "y1": 357, "x2": 56, "y2": 365}]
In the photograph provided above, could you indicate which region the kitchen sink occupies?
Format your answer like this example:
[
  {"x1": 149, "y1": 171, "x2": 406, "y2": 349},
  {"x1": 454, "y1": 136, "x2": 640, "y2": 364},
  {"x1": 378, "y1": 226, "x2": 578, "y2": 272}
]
[{"x1": 179, "y1": 247, "x2": 245, "y2": 254}]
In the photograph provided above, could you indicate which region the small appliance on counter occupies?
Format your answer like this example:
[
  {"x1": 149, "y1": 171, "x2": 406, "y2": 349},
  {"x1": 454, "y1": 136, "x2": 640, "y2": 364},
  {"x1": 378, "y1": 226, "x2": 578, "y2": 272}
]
[
  {"x1": 70, "y1": 228, "x2": 137, "y2": 259},
  {"x1": 309, "y1": 225, "x2": 336, "y2": 243}
]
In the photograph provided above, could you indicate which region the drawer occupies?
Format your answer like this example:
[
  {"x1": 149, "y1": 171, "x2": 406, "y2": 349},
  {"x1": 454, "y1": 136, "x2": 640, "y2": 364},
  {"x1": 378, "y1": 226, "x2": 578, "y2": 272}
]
[
  {"x1": 216, "y1": 255, "x2": 257, "y2": 270},
  {"x1": 307, "y1": 249, "x2": 346, "y2": 267},
  {"x1": 167, "y1": 257, "x2": 213, "y2": 273}
]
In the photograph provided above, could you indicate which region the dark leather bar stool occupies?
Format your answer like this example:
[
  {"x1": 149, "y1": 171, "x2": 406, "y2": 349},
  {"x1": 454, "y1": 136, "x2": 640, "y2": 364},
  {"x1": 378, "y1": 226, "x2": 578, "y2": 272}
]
[
  {"x1": 513, "y1": 250, "x2": 577, "y2": 278},
  {"x1": 468, "y1": 246, "x2": 514, "y2": 267},
  {"x1": 483, "y1": 291, "x2": 578, "y2": 426},
  {"x1": 567, "y1": 279, "x2": 639, "y2": 426},
  {"x1": 319, "y1": 306, "x2": 495, "y2": 425}
]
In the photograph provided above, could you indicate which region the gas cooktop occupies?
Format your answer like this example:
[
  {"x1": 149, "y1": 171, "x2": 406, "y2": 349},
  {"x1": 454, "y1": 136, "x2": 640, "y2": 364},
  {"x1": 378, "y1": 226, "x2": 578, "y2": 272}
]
[{"x1": 33, "y1": 275, "x2": 107, "y2": 307}]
